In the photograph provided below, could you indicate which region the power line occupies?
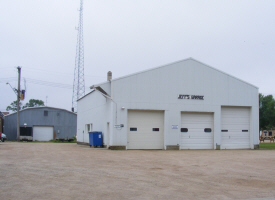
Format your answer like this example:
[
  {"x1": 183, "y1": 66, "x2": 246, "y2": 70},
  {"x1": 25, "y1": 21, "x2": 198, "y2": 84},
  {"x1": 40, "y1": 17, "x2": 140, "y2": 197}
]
[
  {"x1": 1, "y1": 77, "x2": 91, "y2": 90},
  {"x1": 0, "y1": 77, "x2": 17, "y2": 83},
  {"x1": 1, "y1": 67, "x2": 105, "y2": 79},
  {"x1": 26, "y1": 78, "x2": 73, "y2": 89}
]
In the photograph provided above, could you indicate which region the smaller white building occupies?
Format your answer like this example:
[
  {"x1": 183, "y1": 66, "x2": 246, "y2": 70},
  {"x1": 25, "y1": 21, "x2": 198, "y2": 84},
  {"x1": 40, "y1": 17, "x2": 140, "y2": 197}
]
[{"x1": 77, "y1": 58, "x2": 259, "y2": 150}]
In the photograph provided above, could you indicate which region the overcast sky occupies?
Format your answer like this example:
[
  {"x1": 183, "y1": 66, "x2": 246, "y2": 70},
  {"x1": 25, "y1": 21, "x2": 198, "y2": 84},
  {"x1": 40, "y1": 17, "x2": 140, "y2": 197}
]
[{"x1": 1, "y1": 0, "x2": 275, "y2": 112}]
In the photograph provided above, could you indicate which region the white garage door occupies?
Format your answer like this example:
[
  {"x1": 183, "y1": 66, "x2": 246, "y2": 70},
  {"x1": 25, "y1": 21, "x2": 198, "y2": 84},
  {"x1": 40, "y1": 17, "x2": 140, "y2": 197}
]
[
  {"x1": 127, "y1": 110, "x2": 164, "y2": 149},
  {"x1": 180, "y1": 112, "x2": 214, "y2": 149},
  {"x1": 33, "y1": 126, "x2": 54, "y2": 141},
  {"x1": 221, "y1": 107, "x2": 250, "y2": 149}
]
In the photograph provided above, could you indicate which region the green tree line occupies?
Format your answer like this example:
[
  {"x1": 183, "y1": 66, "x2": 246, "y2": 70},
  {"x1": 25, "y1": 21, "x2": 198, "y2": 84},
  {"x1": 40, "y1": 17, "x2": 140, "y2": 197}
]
[
  {"x1": 6, "y1": 99, "x2": 45, "y2": 112},
  {"x1": 259, "y1": 93, "x2": 275, "y2": 130}
]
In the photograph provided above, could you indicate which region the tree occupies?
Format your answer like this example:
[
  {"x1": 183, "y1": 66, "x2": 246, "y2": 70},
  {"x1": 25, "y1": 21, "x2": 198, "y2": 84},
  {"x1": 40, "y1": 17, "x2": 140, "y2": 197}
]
[
  {"x1": 6, "y1": 100, "x2": 22, "y2": 112},
  {"x1": 22, "y1": 99, "x2": 45, "y2": 109},
  {"x1": 259, "y1": 93, "x2": 275, "y2": 130}
]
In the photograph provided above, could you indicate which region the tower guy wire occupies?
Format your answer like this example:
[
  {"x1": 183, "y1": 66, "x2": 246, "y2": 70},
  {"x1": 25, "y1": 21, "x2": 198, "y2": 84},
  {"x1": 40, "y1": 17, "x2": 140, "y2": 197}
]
[{"x1": 72, "y1": 0, "x2": 85, "y2": 112}]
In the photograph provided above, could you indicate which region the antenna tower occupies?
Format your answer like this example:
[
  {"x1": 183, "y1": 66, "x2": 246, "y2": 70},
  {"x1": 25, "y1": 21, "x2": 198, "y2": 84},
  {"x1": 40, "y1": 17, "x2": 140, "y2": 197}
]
[{"x1": 72, "y1": 0, "x2": 85, "y2": 112}]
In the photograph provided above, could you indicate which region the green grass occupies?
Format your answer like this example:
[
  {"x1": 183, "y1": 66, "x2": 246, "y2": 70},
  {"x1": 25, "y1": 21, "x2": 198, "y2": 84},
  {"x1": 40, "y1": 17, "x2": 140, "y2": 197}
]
[{"x1": 259, "y1": 142, "x2": 275, "y2": 150}]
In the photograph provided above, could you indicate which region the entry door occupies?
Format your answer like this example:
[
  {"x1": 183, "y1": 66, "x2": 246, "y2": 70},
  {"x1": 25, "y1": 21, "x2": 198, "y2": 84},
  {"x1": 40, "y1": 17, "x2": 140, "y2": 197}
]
[
  {"x1": 180, "y1": 112, "x2": 214, "y2": 149},
  {"x1": 127, "y1": 110, "x2": 164, "y2": 149},
  {"x1": 33, "y1": 126, "x2": 54, "y2": 141},
  {"x1": 221, "y1": 107, "x2": 250, "y2": 149}
]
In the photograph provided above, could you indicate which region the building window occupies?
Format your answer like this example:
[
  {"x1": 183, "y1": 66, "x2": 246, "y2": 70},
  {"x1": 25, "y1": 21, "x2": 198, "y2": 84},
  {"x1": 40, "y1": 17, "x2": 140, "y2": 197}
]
[
  {"x1": 86, "y1": 124, "x2": 92, "y2": 133},
  {"x1": 130, "y1": 128, "x2": 137, "y2": 131},
  {"x1": 204, "y1": 128, "x2": 212, "y2": 133},
  {"x1": 181, "y1": 128, "x2": 188, "y2": 132},
  {"x1": 221, "y1": 130, "x2": 228, "y2": 132},
  {"x1": 264, "y1": 131, "x2": 267, "y2": 133},
  {"x1": 44, "y1": 111, "x2": 48, "y2": 116},
  {"x1": 269, "y1": 131, "x2": 272, "y2": 136},
  {"x1": 242, "y1": 130, "x2": 248, "y2": 132},
  {"x1": 152, "y1": 128, "x2": 159, "y2": 131}
]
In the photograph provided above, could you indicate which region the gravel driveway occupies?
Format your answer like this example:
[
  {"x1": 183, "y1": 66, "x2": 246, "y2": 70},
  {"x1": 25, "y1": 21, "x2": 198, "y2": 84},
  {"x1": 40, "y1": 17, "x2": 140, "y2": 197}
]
[{"x1": 0, "y1": 143, "x2": 274, "y2": 200}]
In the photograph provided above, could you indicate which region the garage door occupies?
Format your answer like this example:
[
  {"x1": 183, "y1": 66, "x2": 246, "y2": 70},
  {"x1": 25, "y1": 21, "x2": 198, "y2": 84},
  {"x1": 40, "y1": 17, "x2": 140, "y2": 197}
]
[
  {"x1": 33, "y1": 126, "x2": 54, "y2": 141},
  {"x1": 221, "y1": 107, "x2": 250, "y2": 149},
  {"x1": 180, "y1": 112, "x2": 214, "y2": 149},
  {"x1": 127, "y1": 110, "x2": 164, "y2": 149}
]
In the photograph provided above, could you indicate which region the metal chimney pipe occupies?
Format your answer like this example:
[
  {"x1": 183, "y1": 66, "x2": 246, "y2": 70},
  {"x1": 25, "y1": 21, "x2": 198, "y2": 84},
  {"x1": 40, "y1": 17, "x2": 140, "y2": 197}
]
[{"x1": 107, "y1": 71, "x2": 112, "y2": 81}]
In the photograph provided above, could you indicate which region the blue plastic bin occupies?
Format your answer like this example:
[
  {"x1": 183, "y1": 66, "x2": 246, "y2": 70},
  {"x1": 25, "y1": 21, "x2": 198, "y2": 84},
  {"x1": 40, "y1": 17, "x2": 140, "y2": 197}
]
[{"x1": 89, "y1": 132, "x2": 103, "y2": 147}]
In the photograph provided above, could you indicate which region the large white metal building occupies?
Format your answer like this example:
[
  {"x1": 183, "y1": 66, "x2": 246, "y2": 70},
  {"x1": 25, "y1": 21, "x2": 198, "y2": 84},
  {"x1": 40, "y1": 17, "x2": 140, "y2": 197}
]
[{"x1": 77, "y1": 58, "x2": 259, "y2": 150}]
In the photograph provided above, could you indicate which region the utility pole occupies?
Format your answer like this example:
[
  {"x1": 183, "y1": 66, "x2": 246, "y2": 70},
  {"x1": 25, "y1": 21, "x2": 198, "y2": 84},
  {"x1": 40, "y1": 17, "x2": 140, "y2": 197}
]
[{"x1": 17, "y1": 67, "x2": 21, "y2": 142}]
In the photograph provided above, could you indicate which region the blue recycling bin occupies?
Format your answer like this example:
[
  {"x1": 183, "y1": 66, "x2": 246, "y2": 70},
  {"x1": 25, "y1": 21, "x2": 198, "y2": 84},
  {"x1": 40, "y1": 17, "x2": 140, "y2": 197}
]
[{"x1": 89, "y1": 132, "x2": 103, "y2": 147}]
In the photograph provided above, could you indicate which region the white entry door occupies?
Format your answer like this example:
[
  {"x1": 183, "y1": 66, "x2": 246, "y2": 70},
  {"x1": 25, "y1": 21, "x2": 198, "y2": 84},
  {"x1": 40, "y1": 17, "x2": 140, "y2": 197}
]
[
  {"x1": 180, "y1": 112, "x2": 214, "y2": 149},
  {"x1": 221, "y1": 107, "x2": 250, "y2": 149},
  {"x1": 127, "y1": 110, "x2": 164, "y2": 149},
  {"x1": 33, "y1": 126, "x2": 54, "y2": 141}
]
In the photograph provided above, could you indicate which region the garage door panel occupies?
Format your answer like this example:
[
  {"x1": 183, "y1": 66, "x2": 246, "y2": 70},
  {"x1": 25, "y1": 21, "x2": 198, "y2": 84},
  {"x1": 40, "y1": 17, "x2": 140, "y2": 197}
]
[
  {"x1": 222, "y1": 119, "x2": 249, "y2": 125},
  {"x1": 33, "y1": 126, "x2": 53, "y2": 141},
  {"x1": 222, "y1": 126, "x2": 249, "y2": 131},
  {"x1": 181, "y1": 138, "x2": 213, "y2": 144},
  {"x1": 183, "y1": 124, "x2": 213, "y2": 129},
  {"x1": 222, "y1": 132, "x2": 249, "y2": 138},
  {"x1": 181, "y1": 144, "x2": 213, "y2": 149},
  {"x1": 181, "y1": 133, "x2": 213, "y2": 138},
  {"x1": 127, "y1": 110, "x2": 164, "y2": 149},
  {"x1": 180, "y1": 112, "x2": 214, "y2": 149},
  {"x1": 128, "y1": 133, "x2": 163, "y2": 140},
  {"x1": 222, "y1": 137, "x2": 250, "y2": 142},
  {"x1": 222, "y1": 143, "x2": 250, "y2": 149},
  {"x1": 221, "y1": 107, "x2": 250, "y2": 149}
]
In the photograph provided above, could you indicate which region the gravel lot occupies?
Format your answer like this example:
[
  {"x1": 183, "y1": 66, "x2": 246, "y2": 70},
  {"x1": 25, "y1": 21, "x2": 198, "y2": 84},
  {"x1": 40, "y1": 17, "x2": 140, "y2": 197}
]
[{"x1": 0, "y1": 142, "x2": 275, "y2": 200}]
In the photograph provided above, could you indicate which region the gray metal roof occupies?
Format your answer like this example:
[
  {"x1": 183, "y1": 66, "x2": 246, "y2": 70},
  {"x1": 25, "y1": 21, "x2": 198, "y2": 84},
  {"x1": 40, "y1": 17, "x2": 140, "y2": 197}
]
[
  {"x1": 90, "y1": 57, "x2": 258, "y2": 89},
  {"x1": 5, "y1": 106, "x2": 77, "y2": 117}
]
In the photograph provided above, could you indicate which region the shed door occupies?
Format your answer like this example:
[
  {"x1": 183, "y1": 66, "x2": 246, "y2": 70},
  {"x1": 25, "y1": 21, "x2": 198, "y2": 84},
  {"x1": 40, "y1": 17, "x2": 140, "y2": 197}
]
[
  {"x1": 127, "y1": 110, "x2": 164, "y2": 149},
  {"x1": 180, "y1": 112, "x2": 214, "y2": 149},
  {"x1": 221, "y1": 107, "x2": 250, "y2": 149},
  {"x1": 33, "y1": 126, "x2": 54, "y2": 141}
]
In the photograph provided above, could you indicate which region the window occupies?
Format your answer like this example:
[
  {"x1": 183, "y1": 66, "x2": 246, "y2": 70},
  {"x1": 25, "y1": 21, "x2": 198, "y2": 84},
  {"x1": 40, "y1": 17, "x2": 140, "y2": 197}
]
[
  {"x1": 130, "y1": 128, "x2": 137, "y2": 131},
  {"x1": 86, "y1": 124, "x2": 92, "y2": 133},
  {"x1": 20, "y1": 127, "x2": 32, "y2": 136},
  {"x1": 152, "y1": 128, "x2": 159, "y2": 131},
  {"x1": 181, "y1": 128, "x2": 188, "y2": 132},
  {"x1": 242, "y1": 130, "x2": 248, "y2": 132},
  {"x1": 44, "y1": 111, "x2": 48, "y2": 116},
  {"x1": 221, "y1": 130, "x2": 228, "y2": 132},
  {"x1": 264, "y1": 131, "x2": 267, "y2": 133},
  {"x1": 204, "y1": 128, "x2": 212, "y2": 133},
  {"x1": 269, "y1": 131, "x2": 272, "y2": 136}
]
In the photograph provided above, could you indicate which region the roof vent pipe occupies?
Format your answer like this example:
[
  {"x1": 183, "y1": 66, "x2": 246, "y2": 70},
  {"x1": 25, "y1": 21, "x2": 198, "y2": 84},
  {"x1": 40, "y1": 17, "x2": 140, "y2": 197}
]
[{"x1": 107, "y1": 71, "x2": 112, "y2": 81}]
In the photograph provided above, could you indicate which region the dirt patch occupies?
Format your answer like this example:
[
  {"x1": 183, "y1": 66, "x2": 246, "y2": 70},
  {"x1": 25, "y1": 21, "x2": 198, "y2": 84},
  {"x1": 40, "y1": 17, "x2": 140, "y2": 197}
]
[{"x1": 0, "y1": 143, "x2": 275, "y2": 200}]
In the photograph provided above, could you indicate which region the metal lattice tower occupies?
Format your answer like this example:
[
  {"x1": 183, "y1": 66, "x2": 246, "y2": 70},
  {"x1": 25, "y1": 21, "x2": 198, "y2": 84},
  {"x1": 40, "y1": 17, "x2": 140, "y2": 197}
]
[{"x1": 72, "y1": 0, "x2": 85, "y2": 112}]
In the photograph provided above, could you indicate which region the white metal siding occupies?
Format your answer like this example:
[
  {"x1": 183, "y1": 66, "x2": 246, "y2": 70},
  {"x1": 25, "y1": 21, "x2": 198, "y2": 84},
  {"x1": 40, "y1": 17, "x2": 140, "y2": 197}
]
[
  {"x1": 77, "y1": 91, "x2": 111, "y2": 144},
  {"x1": 33, "y1": 126, "x2": 53, "y2": 141},
  {"x1": 221, "y1": 107, "x2": 250, "y2": 149},
  {"x1": 127, "y1": 110, "x2": 164, "y2": 149},
  {"x1": 77, "y1": 58, "x2": 258, "y2": 149},
  {"x1": 180, "y1": 112, "x2": 214, "y2": 149}
]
